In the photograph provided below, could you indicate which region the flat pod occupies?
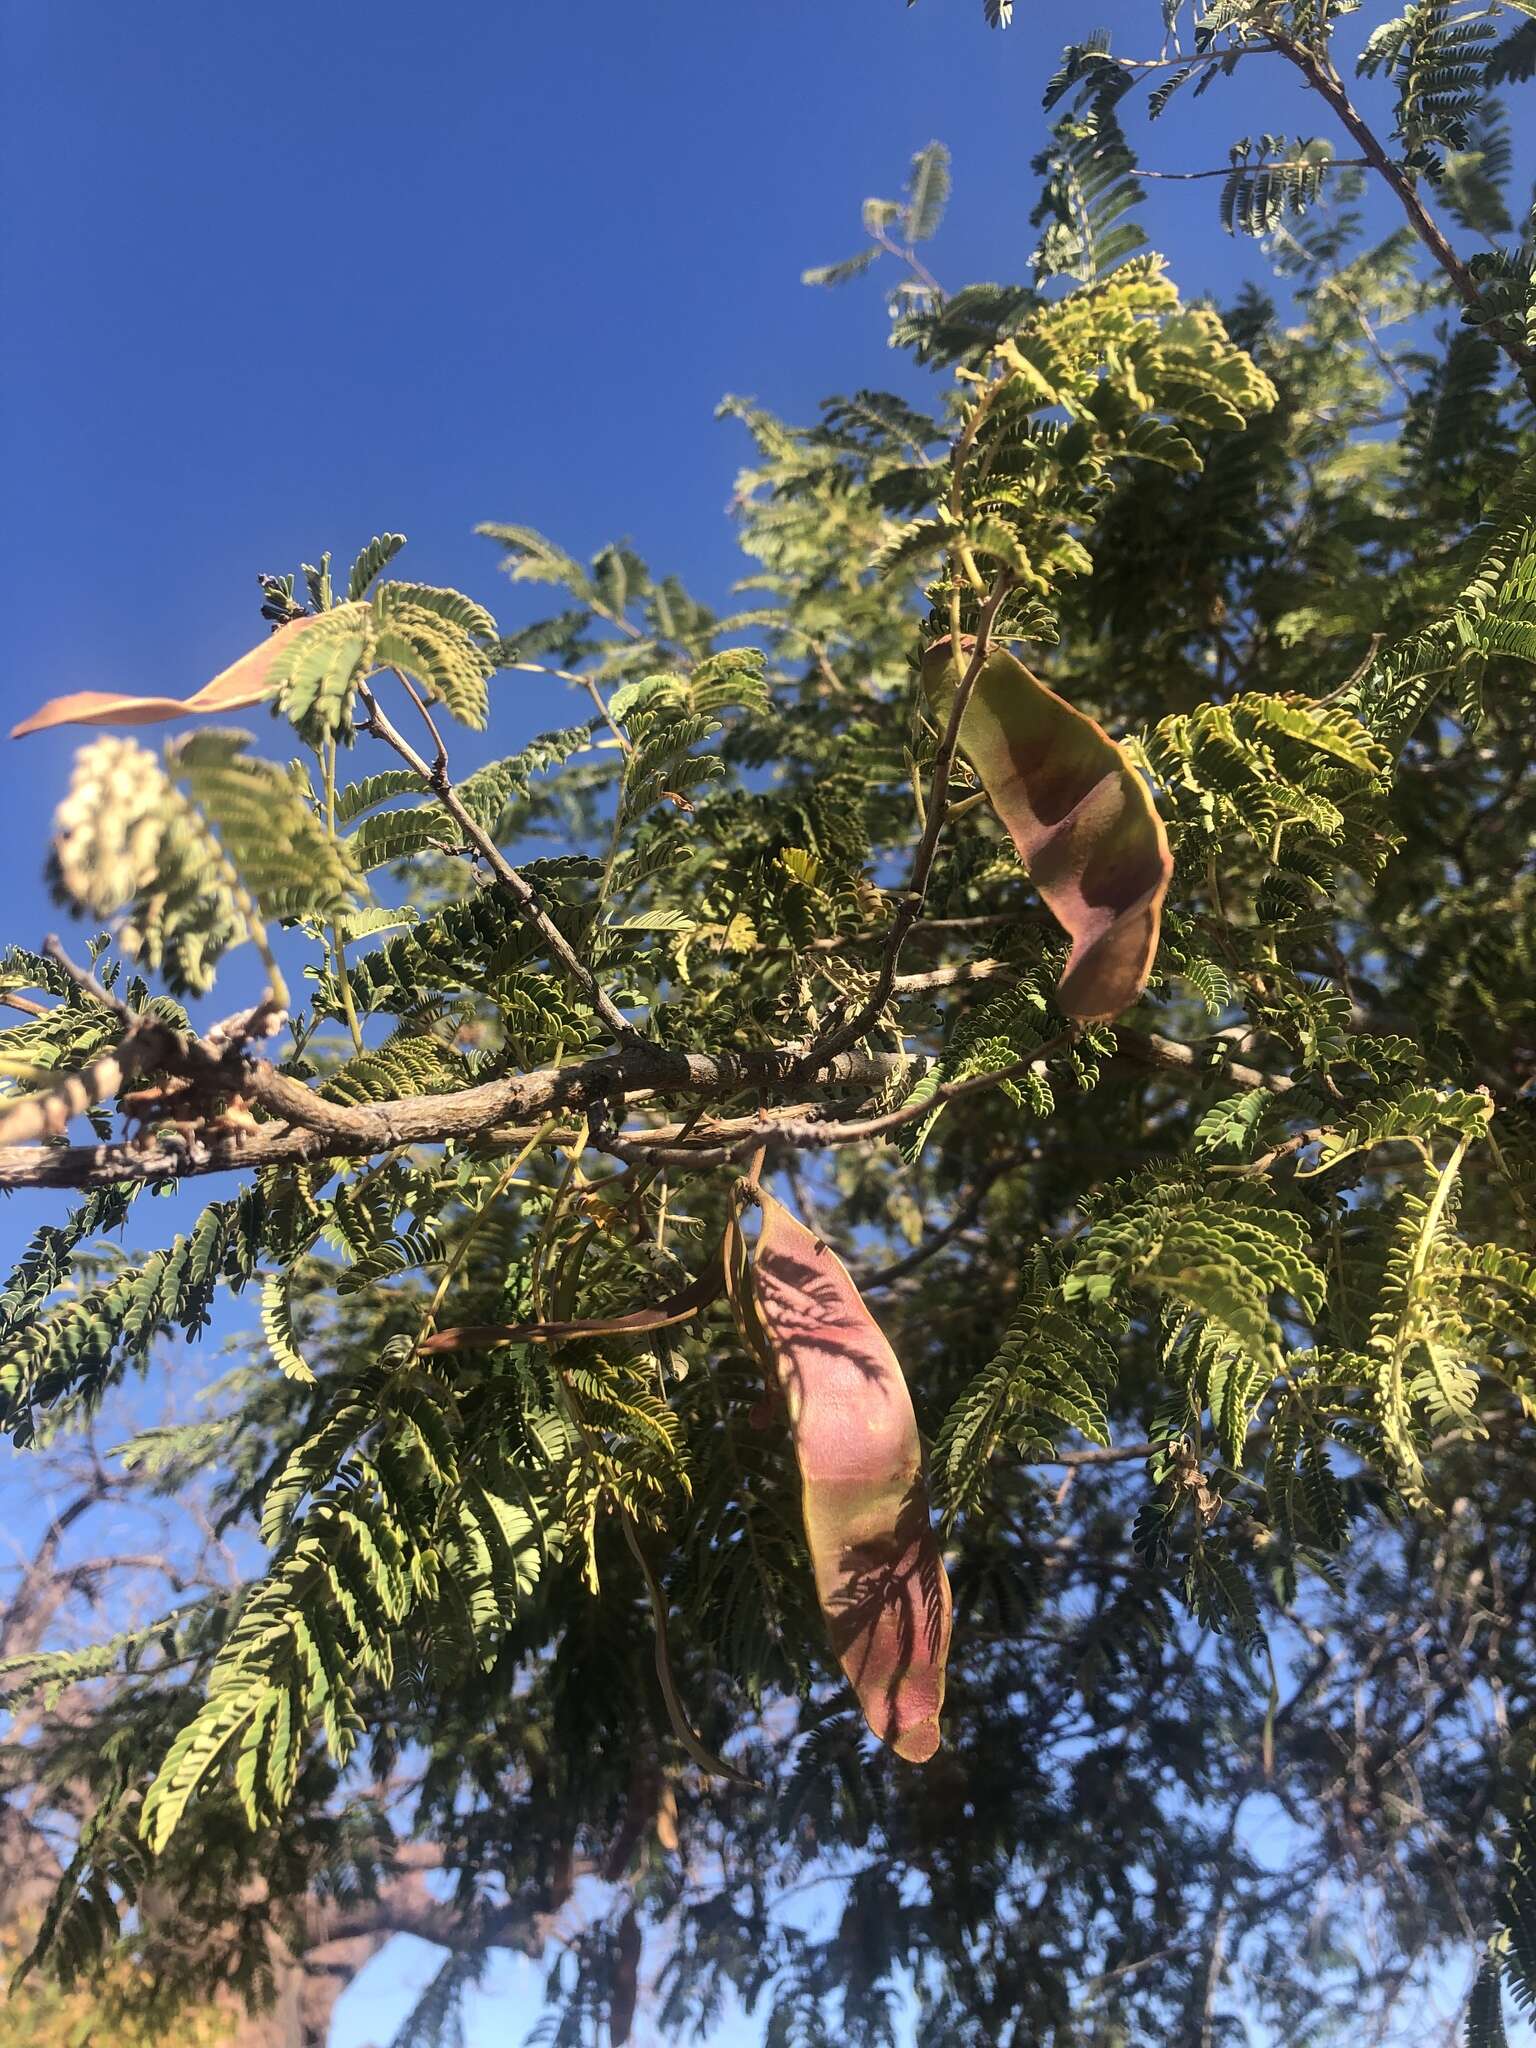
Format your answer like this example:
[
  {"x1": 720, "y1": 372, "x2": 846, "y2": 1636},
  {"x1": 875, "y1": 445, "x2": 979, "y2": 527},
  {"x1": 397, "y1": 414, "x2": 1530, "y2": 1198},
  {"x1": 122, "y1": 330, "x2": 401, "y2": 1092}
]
[
  {"x1": 11, "y1": 611, "x2": 336, "y2": 739},
  {"x1": 922, "y1": 637, "x2": 1173, "y2": 1021},
  {"x1": 747, "y1": 1189, "x2": 951, "y2": 1762}
]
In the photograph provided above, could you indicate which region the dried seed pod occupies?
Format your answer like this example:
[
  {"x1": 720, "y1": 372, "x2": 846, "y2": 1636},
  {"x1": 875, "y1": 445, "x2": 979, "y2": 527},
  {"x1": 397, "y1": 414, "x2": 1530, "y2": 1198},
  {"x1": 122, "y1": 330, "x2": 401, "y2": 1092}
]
[
  {"x1": 12, "y1": 609, "x2": 338, "y2": 738},
  {"x1": 746, "y1": 1189, "x2": 951, "y2": 1763},
  {"x1": 922, "y1": 636, "x2": 1173, "y2": 1021}
]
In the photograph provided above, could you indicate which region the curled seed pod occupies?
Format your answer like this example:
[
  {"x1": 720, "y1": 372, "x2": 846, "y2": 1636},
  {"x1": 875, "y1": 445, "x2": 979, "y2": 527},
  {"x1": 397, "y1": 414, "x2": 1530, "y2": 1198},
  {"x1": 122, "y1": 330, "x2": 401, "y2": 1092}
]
[
  {"x1": 922, "y1": 636, "x2": 1173, "y2": 1021},
  {"x1": 746, "y1": 1188, "x2": 951, "y2": 1763}
]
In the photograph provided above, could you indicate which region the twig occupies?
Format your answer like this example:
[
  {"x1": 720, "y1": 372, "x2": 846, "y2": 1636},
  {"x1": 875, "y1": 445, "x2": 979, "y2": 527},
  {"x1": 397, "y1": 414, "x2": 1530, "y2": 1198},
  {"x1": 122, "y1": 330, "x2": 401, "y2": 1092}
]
[
  {"x1": 797, "y1": 912, "x2": 1044, "y2": 956},
  {"x1": 1199, "y1": 1899, "x2": 1230, "y2": 2048},
  {"x1": 504, "y1": 658, "x2": 635, "y2": 754},
  {"x1": 1274, "y1": 213, "x2": 1415, "y2": 402},
  {"x1": 608, "y1": 1033, "x2": 1076, "y2": 1168},
  {"x1": 357, "y1": 678, "x2": 636, "y2": 1043},
  {"x1": 1266, "y1": 28, "x2": 1535, "y2": 385},
  {"x1": 792, "y1": 581, "x2": 1013, "y2": 1075},
  {"x1": 387, "y1": 664, "x2": 450, "y2": 778},
  {"x1": 1207, "y1": 1127, "x2": 1326, "y2": 1178},
  {"x1": 1033, "y1": 1443, "x2": 1156, "y2": 1470},
  {"x1": 42, "y1": 936, "x2": 138, "y2": 1026},
  {"x1": 855, "y1": 1161, "x2": 1014, "y2": 1290},
  {"x1": 616, "y1": 1506, "x2": 756, "y2": 1787},
  {"x1": 869, "y1": 223, "x2": 944, "y2": 301},
  {"x1": 890, "y1": 956, "x2": 1017, "y2": 995},
  {"x1": 1139, "y1": 158, "x2": 1368, "y2": 181}
]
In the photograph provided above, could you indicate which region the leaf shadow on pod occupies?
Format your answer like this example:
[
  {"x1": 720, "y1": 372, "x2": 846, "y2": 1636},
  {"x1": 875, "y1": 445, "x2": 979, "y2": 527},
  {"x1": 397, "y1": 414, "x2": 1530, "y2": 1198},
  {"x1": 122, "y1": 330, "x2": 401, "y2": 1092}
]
[
  {"x1": 921, "y1": 635, "x2": 1173, "y2": 1021},
  {"x1": 742, "y1": 1188, "x2": 953, "y2": 1763}
]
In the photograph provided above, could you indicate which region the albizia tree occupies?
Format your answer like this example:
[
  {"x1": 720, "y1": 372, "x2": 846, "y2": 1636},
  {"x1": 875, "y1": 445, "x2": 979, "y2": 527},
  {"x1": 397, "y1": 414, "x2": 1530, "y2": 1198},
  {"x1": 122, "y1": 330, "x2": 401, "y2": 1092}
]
[{"x1": 4, "y1": 4, "x2": 1536, "y2": 2044}]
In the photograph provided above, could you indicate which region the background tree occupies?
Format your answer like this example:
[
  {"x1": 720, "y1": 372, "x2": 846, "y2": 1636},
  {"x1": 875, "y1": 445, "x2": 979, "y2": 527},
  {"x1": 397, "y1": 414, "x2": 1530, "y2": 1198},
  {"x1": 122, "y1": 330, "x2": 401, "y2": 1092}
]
[{"x1": 3, "y1": 3, "x2": 1536, "y2": 2044}]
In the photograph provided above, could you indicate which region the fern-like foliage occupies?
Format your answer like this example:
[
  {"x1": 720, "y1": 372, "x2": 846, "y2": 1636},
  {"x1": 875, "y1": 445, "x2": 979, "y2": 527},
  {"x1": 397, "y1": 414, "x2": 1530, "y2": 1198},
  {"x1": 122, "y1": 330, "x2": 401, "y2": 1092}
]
[
  {"x1": 935, "y1": 1252, "x2": 1119, "y2": 1520},
  {"x1": 1220, "y1": 136, "x2": 1339, "y2": 235},
  {"x1": 1033, "y1": 53, "x2": 1147, "y2": 284},
  {"x1": 10, "y1": 20, "x2": 1536, "y2": 2048},
  {"x1": 1066, "y1": 1173, "x2": 1322, "y2": 1366},
  {"x1": 49, "y1": 732, "x2": 360, "y2": 992},
  {"x1": 1358, "y1": 3, "x2": 1498, "y2": 163},
  {"x1": 1357, "y1": 456, "x2": 1536, "y2": 747},
  {"x1": 1466, "y1": 1954, "x2": 1510, "y2": 2048}
]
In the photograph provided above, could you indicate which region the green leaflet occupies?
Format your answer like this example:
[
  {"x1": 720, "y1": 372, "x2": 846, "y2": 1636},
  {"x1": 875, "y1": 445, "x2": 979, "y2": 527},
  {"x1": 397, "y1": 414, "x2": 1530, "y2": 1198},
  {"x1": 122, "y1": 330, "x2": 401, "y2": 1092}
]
[
  {"x1": 935, "y1": 1255, "x2": 1117, "y2": 1521},
  {"x1": 345, "y1": 531, "x2": 407, "y2": 600},
  {"x1": 1466, "y1": 1955, "x2": 1509, "y2": 2048},
  {"x1": 260, "y1": 1273, "x2": 315, "y2": 1385}
]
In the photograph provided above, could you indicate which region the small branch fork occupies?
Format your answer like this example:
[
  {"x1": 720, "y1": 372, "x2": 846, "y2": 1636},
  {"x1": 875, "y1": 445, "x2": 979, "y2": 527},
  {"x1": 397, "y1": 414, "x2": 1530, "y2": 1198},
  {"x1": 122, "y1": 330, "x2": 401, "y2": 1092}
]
[
  {"x1": 0, "y1": 936, "x2": 285, "y2": 1152},
  {"x1": 1261, "y1": 28, "x2": 1536, "y2": 388},
  {"x1": 358, "y1": 673, "x2": 637, "y2": 1045}
]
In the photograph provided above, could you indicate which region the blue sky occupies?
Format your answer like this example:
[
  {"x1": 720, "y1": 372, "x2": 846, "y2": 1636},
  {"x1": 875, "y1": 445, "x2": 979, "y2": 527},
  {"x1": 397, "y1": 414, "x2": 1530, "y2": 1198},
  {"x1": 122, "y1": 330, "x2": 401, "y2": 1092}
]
[{"x1": 0, "y1": 3, "x2": 1514, "y2": 2042}]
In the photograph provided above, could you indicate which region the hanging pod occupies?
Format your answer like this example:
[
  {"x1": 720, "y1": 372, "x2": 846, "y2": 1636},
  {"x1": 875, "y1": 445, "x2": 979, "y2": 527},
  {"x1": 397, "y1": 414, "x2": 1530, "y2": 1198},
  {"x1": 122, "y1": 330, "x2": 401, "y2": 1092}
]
[
  {"x1": 734, "y1": 1186, "x2": 952, "y2": 1763},
  {"x1": 921, "y1": 636, "x2": 1173, "y2": 1022}
]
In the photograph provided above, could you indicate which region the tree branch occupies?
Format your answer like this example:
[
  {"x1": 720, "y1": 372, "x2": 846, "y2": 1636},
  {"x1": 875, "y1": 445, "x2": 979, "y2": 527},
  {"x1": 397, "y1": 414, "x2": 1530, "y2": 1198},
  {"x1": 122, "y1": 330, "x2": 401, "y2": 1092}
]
[
  {"x1": 0, "y1": 1024, "x2": 1298, "y2": 1190},
  {"x1": 1114, "y1": 1029, "x2": 1296, "y2": 1096},
  {"x1": 890, "y1": 956, "x2": 1018, "y2": 994},
  {"x1": 1267, "y1": 29, "x2": 1535, "y2": 384},
  {"x1": 855, "y1": 1160, "x2": 1015, "y2": 1290},
  {"x1": 1139, "y1": 158, "x2": 1368, "y2": 181},
  {"x1": 299, "y1": 1864, "x2": 581, "y2": 1961},
  {"x1": 0, "y1": 1481, "x2": 115, "y2": 1658},
  {"x1": 593, "y1": 1032, "x2": 1074, "y2": 1167},
  {"x1": 0, "y1": 1050, "x2": 138, "y2": 1148},
  {"x1": 0, "y1": 1044, "x2": 906, "y2": 1188},
  {"x1": 1034, "y1": 1443, "x2": 1155, "y2": 1470}
]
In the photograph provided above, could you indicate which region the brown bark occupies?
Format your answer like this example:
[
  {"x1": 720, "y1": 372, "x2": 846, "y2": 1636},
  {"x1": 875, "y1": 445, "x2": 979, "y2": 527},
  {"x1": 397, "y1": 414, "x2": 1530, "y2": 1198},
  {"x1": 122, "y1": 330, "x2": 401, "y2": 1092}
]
[
  {"x1": 223, "y1": 1934, "x2": 392, "y2": 2048},
  {"x1": 0, "y1": 1043, "x2": 903, "y2": 1188},
  {"x1": 0, "y1": 1026, "x2": 1293, "y2": 1191},
  {"x1": 216, "y1": 1870, "x2": 560, "y2": 2048},
  {"x1": 1, "y1": 1494, "x2": 548, "y2": 2048}
]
